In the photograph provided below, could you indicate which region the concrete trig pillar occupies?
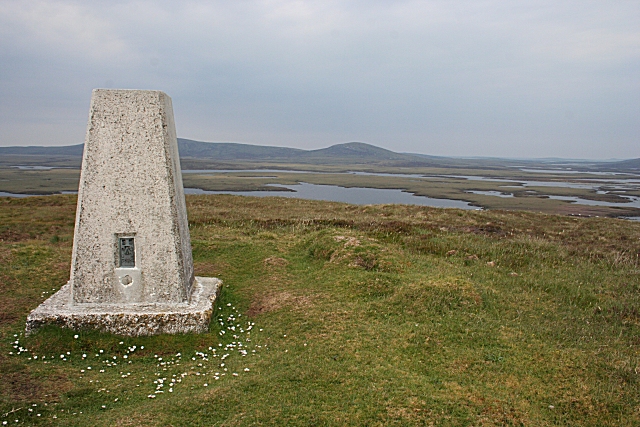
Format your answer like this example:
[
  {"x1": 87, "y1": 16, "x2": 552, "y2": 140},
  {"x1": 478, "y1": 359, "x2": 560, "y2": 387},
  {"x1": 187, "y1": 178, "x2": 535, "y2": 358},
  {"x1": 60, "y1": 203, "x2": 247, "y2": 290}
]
[
  {"x1": 71, "y1": 90, "x2": 194, "y2": 305},
  {"x1": 27, "y1": 89, "x2": 220, "y2": 336}
]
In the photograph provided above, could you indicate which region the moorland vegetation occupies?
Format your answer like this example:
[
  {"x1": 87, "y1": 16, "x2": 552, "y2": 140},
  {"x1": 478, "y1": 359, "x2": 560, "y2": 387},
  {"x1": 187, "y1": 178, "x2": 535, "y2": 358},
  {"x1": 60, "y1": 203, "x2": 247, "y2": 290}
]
[{"x1": 1, "y1": 194, "x2": 639, "y2": 426}]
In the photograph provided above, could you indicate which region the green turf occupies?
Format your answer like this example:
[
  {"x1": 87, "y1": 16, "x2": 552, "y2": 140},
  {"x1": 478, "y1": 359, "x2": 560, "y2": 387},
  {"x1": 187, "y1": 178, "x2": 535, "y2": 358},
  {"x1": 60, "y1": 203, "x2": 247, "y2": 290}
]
[{"x1": 1, "y1": 195, "x2": 639, "y2": 426}]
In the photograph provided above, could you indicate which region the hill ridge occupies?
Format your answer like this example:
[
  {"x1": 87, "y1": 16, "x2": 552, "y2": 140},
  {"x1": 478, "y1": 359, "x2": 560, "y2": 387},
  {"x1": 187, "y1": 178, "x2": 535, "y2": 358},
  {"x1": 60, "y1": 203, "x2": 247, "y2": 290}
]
[
  {"x1": 0, "y1": 140, "x2": 429, "y2": 165},
  {"x1": 1, "y1": 140, "x2": 638, "y2": 170}
]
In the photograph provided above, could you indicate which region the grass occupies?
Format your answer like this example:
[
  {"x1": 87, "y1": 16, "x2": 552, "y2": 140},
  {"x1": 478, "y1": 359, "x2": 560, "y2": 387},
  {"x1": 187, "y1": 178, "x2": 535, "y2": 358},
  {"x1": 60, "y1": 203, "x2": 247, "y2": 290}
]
[{"x1": 1, "y1": 194, "x2": 639, "y2": 426}]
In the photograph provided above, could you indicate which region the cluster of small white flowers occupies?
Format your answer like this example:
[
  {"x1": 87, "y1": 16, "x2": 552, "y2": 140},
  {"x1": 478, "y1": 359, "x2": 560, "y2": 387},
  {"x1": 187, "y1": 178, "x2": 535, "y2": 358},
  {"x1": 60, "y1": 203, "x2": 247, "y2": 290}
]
[
  {"x1": 39, "y1": 287, "x2": 56, "y2": 299},
  {"x1": 142, "y1": 304, "x2": 261, "y2": 397},
  {"x1": 4, "y1": 303, "x2": 265, "y2": 422},
  {"x1": 9, "y1": 334, "x2": 28, "y2": 356}
]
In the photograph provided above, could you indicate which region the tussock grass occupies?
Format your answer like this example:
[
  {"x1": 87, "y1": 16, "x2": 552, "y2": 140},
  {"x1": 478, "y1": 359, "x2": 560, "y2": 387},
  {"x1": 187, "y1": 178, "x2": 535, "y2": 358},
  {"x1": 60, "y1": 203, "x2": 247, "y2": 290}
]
[{"x1": 1, "y1": 194, "x2": 639, "y2": 426}]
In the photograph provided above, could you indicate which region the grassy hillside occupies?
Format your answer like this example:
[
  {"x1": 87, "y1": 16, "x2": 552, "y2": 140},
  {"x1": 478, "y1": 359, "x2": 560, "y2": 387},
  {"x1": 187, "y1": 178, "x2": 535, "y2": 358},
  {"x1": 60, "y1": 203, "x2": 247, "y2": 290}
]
[{"x1": 1, "y1": 195, "x2": 639, "y2": 426}]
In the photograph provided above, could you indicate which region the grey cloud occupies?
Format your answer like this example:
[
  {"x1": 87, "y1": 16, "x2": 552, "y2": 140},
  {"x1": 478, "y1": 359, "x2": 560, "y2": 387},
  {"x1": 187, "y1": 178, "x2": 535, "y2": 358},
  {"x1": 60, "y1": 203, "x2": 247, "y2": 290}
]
[{"x1": 0, "y1": 0, "x2": 638, "y2": 158}]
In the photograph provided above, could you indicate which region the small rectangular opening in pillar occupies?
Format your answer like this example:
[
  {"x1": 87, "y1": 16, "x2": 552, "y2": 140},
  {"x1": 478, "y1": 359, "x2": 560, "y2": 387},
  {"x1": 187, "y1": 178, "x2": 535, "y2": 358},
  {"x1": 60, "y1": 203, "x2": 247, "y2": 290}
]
[{"x1": 119, "y1": 237, "x2": 135, "y2": 267}]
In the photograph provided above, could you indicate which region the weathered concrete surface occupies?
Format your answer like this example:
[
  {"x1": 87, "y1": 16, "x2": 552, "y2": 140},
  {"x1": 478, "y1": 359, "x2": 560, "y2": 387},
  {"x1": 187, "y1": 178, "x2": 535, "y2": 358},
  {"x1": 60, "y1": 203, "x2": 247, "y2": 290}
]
[
  {"x1": 72, "y1": 89, "x2": 193, "y2": 304},
  {"x1": 26, "y1": 277, "x2": 221, "y2": 336},
  {"x1": 26, "y1": 89, "x2": 220, "y2": 336}
]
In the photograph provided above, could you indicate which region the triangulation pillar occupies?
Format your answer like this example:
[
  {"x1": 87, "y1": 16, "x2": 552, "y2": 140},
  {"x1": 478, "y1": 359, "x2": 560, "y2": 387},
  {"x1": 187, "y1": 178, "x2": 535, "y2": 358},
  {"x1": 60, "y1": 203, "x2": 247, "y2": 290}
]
[{"x1": 27, "y1": 89, "x2": 221, "y2": 336}]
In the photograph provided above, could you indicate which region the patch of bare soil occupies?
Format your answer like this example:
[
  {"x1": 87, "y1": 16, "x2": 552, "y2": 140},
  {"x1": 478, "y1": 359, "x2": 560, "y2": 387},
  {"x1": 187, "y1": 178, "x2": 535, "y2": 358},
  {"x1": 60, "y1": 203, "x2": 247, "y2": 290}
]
[
  {"x1": 262, "y1": 256, "x2": 289, "y2": 268},
  {"x1": 0, "y1": 363, "x2": 72, "y2": 403},
  {"x1": 0, "y1": 231, "x2": 32, "y2": 243},
  {"x1": 350, "y1": 255, "x2": 377, "y2": 270},
  {"x1": 247, "y1": 291, "x2": 312, "y2": 317},
  {"x1": 0, "y1": 309, "x2": 19, "y2": 325},
  {"x1": 193, "y1": 261, "x2": 230, "y2": 277}
]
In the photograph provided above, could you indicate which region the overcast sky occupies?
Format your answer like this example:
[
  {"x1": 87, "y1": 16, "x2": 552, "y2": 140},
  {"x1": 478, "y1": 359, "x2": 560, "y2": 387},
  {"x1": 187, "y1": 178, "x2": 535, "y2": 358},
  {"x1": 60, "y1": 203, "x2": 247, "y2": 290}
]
[{"x1": 1, "y1": 1, "x2": 638, "y2": 159}]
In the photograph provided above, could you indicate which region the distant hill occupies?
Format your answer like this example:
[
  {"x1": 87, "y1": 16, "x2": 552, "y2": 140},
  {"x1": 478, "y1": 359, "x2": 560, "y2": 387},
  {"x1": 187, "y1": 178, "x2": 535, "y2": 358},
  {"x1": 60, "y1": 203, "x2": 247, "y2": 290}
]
[
  {"x1": 0, "y1": 139, "x2": 435, "y2": 167},
  {"x1": 1, "y1": 140, "x2": 637, "y2": 171},
  {"x1": 177, "y1": 139, "x2": 305, "y2": 160},
  {"x1": 602, "y1": 158, "x2": 640, "y2": 171},
  {"x1": 176, "y1": 139, "x2": 422, "y2": 164},
  {"x1": 299, "y1": 142, "x2": 411, "y2": 161}
]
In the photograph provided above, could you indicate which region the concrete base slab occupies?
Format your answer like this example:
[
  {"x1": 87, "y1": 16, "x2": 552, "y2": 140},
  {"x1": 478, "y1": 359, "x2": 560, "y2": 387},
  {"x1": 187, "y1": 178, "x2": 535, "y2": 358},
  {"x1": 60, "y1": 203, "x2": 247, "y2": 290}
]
[{"x1": 26, "y1": 277, "x2": 221, "y2": 336}]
